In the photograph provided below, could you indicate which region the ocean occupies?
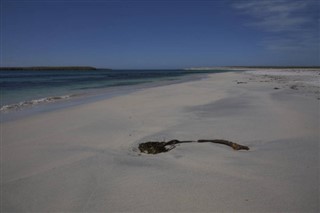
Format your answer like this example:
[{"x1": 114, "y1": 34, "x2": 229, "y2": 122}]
[{"x1": 0, "y1": 69, "x2": 231, "y2": 112}]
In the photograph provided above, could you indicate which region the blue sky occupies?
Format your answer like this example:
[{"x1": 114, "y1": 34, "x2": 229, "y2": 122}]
[{"x1": 1, "y1": 0, "x2": 319, "y2": 69}]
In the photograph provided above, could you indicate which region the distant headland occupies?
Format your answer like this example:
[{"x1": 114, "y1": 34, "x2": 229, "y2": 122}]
[
  {"x1": 185, "y1": 66, "x2": 320, "y2": 70},
  {"x1": 0, "y1": 66, "x2": 111, "y2": 70}
]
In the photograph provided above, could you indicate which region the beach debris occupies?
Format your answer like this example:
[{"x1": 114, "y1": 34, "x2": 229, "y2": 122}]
[
  {"x1": 138, "y1": 142, "x2": 173, "y2": 154},
  {"x1": 138, "y1": 139, "x2": 249, "y2": 154},
  {"x1": 198, "y1": 139, "x2": 249, "y2": 151},
  {"x1": 236, "y1": 81, "x2": 247, "y2": 84},
  {"x1": 290, "y1": 85, "x2": 298, "y2": 90},
  {"x1": 274, "y1": 87, "x2": 280, "y2": 90}
]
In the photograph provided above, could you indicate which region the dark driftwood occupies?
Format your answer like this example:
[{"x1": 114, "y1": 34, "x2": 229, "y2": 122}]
[{"x1": 138, "y1": 139, "x2": 249, "y2": 154}]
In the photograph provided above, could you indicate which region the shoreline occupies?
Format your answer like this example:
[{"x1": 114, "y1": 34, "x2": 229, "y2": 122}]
[
  {"x1": 1, "y1": 72, "x2": 212, "y2": 123},
  {"x1": 2, "y1": 69, "x2": 319, "y2": 212}
]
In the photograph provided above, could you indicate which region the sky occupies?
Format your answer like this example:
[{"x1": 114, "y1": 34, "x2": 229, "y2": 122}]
[{"x1": 1, "y1": 0, "x2": 319, "y2": 69}]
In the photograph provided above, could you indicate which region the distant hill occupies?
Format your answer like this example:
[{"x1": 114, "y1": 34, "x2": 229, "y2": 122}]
[{"x1": 0, "y1": 66, "x2": 111, "y2": 70}]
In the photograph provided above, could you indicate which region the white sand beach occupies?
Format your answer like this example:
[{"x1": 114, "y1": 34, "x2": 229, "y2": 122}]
[{"x1": 2, "y1": 70, "x2": 319, "y2": 212}]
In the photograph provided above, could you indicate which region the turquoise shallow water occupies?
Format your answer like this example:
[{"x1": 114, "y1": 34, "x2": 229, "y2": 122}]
[{"x1": 0, "y1": 69, "x2": 232, "y2": 111}]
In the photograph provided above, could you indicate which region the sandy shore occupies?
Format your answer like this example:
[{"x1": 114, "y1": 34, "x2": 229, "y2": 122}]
[{"x1": 2, "y1": 70, "x2": 319, "y2": 212}]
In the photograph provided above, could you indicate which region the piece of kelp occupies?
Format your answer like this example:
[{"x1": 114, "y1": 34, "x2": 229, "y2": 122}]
[{"x1": 138, "y1": 139, "x2": 249, "y2": 154}]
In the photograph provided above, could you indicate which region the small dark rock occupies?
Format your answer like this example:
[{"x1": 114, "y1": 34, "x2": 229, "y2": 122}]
[{"x1": 290, "y1": 85, "x2": 298, "y2": 90}]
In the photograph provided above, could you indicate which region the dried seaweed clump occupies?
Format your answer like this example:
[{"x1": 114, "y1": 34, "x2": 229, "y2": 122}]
[{"x1": 138, "y1": 139, "x2": 249, "y2": 154}]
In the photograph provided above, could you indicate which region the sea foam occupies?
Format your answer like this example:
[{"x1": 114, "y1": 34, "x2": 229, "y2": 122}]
[{"x1": 0, "y1": 95, "x2": 74, "y2": 112}]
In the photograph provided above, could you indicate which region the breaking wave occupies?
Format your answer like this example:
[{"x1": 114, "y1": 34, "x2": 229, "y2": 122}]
[{"x1": 0, "y1": 94, "x2": 76, "y2": 112}]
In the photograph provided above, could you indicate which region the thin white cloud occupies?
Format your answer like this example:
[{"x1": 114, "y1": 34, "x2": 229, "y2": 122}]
[
  {"x1": 248, "y1": 15, "x2": 310, "y2": 32},
  {"x1": 262, "y1": 33, "x2": 319, "y2": 51},
  {"x1": 233, "y1": 0, "x2": 308, "y2": 15},
  {"x1": 232, "y1": 0, "x2": 319, "y2": 51}
]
